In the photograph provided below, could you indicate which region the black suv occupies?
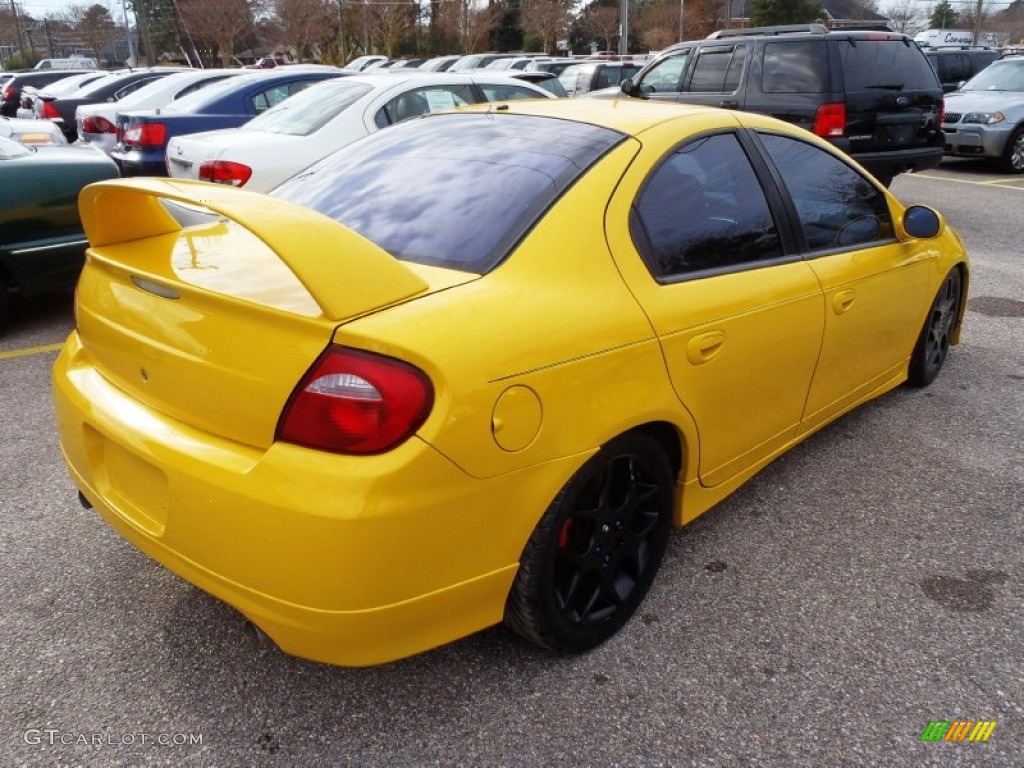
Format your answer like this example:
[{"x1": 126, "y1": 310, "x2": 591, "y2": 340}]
[
  {"x1": 614, "y1": 24, "x2": 945, "y2": 186},
  {"x1": 0, "y1": 69, "x2": 95, "y2": 117},
  {"x1": 922, "y1": 47, "x2": 998, "y2": 92}
]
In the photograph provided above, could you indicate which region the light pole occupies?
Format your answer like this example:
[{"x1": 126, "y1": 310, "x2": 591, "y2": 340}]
[
  {"x1": 619, "y1": 0, "x2": 628, "y2": 55},
  {"x1": 679, "y1": 0, "x2": 685, "y2": 42}
]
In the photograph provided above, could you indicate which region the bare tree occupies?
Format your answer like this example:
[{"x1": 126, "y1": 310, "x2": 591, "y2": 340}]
[
  {"x1": 519, "y1": 0, "x2": 573, "y2": 53},
  {"x1": 177, "y1": 0, "x2": 262, "y2": 66},
  {"x1": 634, "y1": 1, "x2": 682, "y2": 50},
  {"x1": 885, "y1": 0, "x2": 925, "y2": 34},
  {"x1": 370, "y1": 0, "x2": 420, "y2": 57},
  {"x1": 272, "y1": 0, "x2": 333, "y2": 60},
  {"x1": 436, "y1": 0, "x2": 500, "y2": 53},
  {"x1": 62, "y1": 4, "x2": 118, "y2": 61},
  {"x1": 580, "y1": 5, "x2": 619, "y2": 52}
]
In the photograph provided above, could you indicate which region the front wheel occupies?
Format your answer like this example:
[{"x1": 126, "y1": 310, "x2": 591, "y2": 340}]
[
  {"x1": 908, "y1": 267, "x2": 962, "y2": 387},
  {"x1": 999, "y1": 125, "x2": 1024, "y2": 174},
  {"x1": 504, "y1": 432, "x2": 674, "y2": 654}
]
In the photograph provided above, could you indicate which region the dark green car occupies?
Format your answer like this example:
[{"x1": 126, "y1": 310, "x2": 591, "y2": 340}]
[{"x1": 0, "y1": 136, "x2": 118, "y2": 328}]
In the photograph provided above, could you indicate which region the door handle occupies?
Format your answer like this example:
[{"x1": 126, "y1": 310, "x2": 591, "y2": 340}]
[
  {"x1": 832, "y1": 290, "x2": 856, "y2": 314},
  {"x1": 686, "y1": 331, "x2": 725, "y2": 365},
  {"x1": 720, "y1": 100, "x2": 739, "y2": 109}
]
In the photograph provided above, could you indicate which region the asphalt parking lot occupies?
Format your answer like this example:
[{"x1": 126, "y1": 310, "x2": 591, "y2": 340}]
[{"x1": 1, "y1": 161, "x2": 1021, "y2": 767}]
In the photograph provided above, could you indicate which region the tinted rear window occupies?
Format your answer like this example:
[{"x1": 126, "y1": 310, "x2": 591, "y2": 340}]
[
  {"x1": 838, "y1": 40, "x2": 940, "y2": 91},
  {"x1": 272, "y1": 113, "x2": 625, "y2": 273}
]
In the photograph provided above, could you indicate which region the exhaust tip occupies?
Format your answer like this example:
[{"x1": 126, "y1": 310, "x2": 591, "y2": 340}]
[{"x1": 77, "y1": 491, "x2": 93, "y2": 510}]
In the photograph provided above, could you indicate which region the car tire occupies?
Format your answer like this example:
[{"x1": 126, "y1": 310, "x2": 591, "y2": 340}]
[
  {"x1": 999, "y1": 125, "x2": 1024, "y2": 174},
  {"x1": 504, "y1": 431, "x2": 674, "y2": 654},
  {"x1": 908, "y1": 267, "x2": 962, "y2": 387}
]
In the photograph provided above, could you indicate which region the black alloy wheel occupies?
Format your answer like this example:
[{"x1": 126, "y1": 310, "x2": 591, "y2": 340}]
[
  {"x1": 505, "y1": 431, "x2": 674, "y2": 653},
  {"x1": 908, "y1": 267, "x2": 962, "y2": 387}
]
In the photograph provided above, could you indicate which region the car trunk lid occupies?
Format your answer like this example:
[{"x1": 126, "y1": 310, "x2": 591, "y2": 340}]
[{"x1": 74, "y1": 178, "x2": 465, "y2": 449}]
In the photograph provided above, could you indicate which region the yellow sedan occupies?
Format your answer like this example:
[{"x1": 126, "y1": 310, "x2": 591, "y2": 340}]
[{"x1": 53, "y1": 99, "x2": 968, "y2": 666}]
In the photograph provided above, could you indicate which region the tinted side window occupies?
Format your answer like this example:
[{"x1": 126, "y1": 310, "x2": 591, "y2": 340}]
[
  {"x1": 762, "y1": 41, "x2": 828, "y2": 93},
  {"x1": 689, "y1": 47, "x2": 738, "y2": 92},
  {"x1": 759, "y1": 133, "x2": 893, "y2": 251},
  {"x1": 631, "y1": 133, "x2": 783, "y2": 278},
  {"x1": 838, "y1": 41, "x2": 939, "y2": 91}
]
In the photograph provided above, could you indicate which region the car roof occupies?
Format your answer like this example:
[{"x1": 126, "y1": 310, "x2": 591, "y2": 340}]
[{"x1": 456, "y1": 96, "x2": 732, "y2": 135}]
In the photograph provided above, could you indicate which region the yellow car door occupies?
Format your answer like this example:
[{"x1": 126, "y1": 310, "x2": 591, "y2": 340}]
[
  {"x1": 753, "y1": 132, "x2": 934, "y2": 434},
  {"x1": 607, "y1": 126, "x2": 824, "y2": 488}
]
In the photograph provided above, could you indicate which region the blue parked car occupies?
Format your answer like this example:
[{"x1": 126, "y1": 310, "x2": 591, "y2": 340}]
[{"x1": 110, "y1": 66, "x2": 346, "y2": 176}]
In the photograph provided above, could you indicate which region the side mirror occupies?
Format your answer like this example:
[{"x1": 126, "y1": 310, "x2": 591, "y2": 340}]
[
  {"x1": 903, "y1": 205, "x2": 941, "y2": 239},
  {"x1": 620, "y1": 78, "x2": 635, "y2": 97}
]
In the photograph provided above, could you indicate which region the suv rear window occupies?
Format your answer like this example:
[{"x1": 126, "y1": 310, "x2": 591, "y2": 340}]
[
  {"x1": 272, "y1": 113, "x2": 625, "y2": 273},
  {"x1": 838, "y1": 40, "x2": 939, "y2": 91},
  {"x1": 762, "y1": 41, "x2": 828, "y2": 93}
]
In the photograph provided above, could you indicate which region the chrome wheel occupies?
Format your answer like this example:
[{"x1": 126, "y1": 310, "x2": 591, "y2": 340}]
[{"x1": 1001, "y1": 127, "x2": 1024, "y2": 173}]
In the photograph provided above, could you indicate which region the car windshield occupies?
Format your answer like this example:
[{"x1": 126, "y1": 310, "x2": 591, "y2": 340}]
[
  {"x1": 558, "y1": 64, "x2": 594, "y2": 91},
  {"x1": 272, "y1": 113, "x2": 625, "y2": 273},
  {"x1": 961, "y1": 59, "x2": 1024, "y2": 92},
  {"x1": 0, "y1": 135, "x2": 32, "y2": 158},
  {"x1": 243, "y1": 80, "x2": 374, "y2": 135}
]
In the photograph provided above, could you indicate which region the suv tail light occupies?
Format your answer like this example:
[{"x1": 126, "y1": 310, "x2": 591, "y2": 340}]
[
  {"x1": 2, "y1": 85, "x2": 14, "y2": 102},
  {"x1": 198, "y1": 160, "x2": 253, "y2": 187},
  {"x1": 939, "y1": 98, "x2": 945, "y2": 127},
  {"x1": 123, "y1": 123, "x2": 167, "y2": 147},
  {"x1": 81, "y1": 115, "x2": 116, "y2": 134},
  {"x1": 41, "y1": 100, "x2": 61, "y2": 120},
  {"x1": 813, "y1": 102, "x2": 846, "y2": 138},
  {"x1": 277, "y1": 346, "x2": 433, "y2": 455}
]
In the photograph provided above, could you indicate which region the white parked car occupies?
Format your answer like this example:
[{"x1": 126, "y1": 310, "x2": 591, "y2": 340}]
[
  {"x1": 15, "y1": 71, "x2": 107, "y2": 119},
  {"x1": 165, "y1": 71, "x2": 555, "y2": 191},
  {"x1": 76, "y1": 69, "x2": 243, "y2": 154}
]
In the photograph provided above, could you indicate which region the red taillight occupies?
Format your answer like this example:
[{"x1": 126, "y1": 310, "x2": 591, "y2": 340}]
[
  {"x1": 939, "y1": 98, "x2": 945, "y2": 127},
  {"x1": 2, "y1": 85, "x2": 14, "y2": 102},
  {"x1": 123, "y1": 123, "x2": 167, "y2": 147},
  {"x1": 81, "y1": 115, "x2": 116, "y2": 134},
  {"x1": 198, "y1": 160, "x2": 253, "y2": 187},
  {"x1": 41, "y1": 100, "x2": 61, "y2": 119},
  {"x1": 277, "y1": 346, "x2": 433, "y2": 455},
  {"x1": 813, "y1": 102, "x2": 846, "y2": 138}
]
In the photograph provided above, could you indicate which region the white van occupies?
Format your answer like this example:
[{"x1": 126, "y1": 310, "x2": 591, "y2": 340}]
[{"x1": 34, "y1": 57, "x2": 99, "y2": 70}]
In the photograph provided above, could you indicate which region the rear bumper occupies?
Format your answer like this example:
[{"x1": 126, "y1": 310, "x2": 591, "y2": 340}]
[
  {"x1": 110, "y1": 148, "x2": 167, "y2": 177},
  {"x1": 53, "y1": 334, "x2": 577, "y2": 666},
  {"x1": 851, "y1": 142, "x2": 945, "y2": 179}
]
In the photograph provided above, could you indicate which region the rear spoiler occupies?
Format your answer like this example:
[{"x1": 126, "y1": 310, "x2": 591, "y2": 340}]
[{"x1": 78, "y1": 178, "x2": 429, "y2": 321}]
